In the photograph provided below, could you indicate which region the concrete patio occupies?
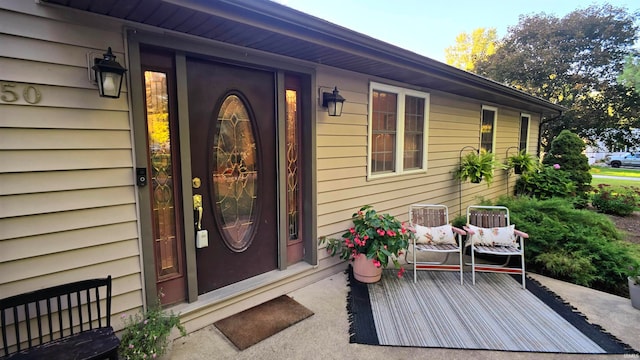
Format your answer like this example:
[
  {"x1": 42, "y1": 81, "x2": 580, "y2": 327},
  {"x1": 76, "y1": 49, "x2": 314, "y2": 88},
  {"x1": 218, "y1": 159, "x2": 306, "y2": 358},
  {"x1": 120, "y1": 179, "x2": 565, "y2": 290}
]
[{"x1": 169, "y1": 269, "x2": 639, "y2": 360}]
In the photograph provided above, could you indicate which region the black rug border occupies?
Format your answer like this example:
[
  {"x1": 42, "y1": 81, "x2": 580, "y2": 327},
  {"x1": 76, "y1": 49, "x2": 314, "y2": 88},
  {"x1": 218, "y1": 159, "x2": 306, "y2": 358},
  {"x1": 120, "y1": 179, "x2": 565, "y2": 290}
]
[
  {"x1": 346, "y1": 267, "x2": 639, "y2": 354},
  {"x1": 511, "y1": 274, "x2": 639, "y2": 355}
]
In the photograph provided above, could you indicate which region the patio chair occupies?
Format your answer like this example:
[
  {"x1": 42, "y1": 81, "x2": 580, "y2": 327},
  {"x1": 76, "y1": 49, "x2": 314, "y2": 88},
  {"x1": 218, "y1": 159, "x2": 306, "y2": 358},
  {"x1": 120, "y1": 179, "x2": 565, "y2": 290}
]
[
  {"x1": 464, "y1": 205, "x2": 527, "y2": 289},
  {"x1": 407, "y1": 204, "x2": 465, "y2": 284}
]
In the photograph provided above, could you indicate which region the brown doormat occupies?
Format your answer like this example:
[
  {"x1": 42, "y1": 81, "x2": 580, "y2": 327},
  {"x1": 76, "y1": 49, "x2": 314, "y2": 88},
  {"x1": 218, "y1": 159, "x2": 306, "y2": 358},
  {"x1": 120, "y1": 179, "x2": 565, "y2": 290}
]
[{"x1": 214, "y1": 295, "x2": 314, "y2": 350}]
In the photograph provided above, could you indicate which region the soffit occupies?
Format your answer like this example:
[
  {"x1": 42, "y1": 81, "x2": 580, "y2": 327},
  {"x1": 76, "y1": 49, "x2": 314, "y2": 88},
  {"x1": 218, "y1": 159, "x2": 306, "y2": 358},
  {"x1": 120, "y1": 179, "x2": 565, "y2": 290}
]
[{"x1": 40, "y1": 0, "x2": 564, "y2": 116}]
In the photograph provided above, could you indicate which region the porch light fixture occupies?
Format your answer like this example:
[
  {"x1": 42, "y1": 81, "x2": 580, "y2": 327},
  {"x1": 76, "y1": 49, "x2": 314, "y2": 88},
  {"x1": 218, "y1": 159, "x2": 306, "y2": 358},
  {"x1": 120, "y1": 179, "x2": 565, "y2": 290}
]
[
  {"x1": 91, "y1": 47, "x2": 127, "y2": 98},
  {"x1": 322, "y1": 86, "x2": 346, "y2": 117}
]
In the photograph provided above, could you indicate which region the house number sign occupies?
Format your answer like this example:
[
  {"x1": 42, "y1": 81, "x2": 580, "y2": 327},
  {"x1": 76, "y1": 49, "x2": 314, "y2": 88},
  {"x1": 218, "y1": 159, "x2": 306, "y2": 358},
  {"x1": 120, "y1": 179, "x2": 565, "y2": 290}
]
[{"x1": 1, "y1": 82, "x2": 42, "y2": 104}]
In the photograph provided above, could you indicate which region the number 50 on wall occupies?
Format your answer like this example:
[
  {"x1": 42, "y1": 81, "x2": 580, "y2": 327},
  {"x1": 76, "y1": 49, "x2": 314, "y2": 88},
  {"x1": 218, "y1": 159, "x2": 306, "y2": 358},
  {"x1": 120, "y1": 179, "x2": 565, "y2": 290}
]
[{"x1": 1, "y1": 82, "x2": 42, "y2": 104}]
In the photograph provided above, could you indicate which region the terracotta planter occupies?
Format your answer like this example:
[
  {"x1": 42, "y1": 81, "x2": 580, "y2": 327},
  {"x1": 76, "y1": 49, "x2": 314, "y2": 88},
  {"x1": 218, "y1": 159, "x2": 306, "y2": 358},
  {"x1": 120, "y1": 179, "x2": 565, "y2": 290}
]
[
  {"x1": 629, "y1": 277, "x2": 640, "y2": 310},
  {"x1": 352, "y1": 255, "x2": 382, "y2": 283}
]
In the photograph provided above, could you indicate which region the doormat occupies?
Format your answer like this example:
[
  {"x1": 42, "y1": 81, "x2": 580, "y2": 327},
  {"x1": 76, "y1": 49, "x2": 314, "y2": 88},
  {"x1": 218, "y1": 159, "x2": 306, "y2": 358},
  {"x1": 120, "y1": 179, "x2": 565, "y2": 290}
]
[
  {"x1": 347, "y1": 267, "x2": 638, "y2": 354},
  {"x1": 214, "y1": 295, "x2": 314, "y2": 350}
]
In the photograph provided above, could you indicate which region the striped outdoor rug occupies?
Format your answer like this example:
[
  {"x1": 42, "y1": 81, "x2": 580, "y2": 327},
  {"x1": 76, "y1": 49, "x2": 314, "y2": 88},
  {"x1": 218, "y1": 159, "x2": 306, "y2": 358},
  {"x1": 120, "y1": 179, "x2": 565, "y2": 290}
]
[{"x1": 348, "y1": 269, "x2": 636, "y2": 354}]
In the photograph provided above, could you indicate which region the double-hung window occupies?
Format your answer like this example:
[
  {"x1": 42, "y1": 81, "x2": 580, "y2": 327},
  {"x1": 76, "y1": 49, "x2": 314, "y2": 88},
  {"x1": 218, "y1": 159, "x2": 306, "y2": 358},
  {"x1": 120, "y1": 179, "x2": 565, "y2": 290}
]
[
  {"x1": 368, "y1": 82, "x2": 429, "y2": 178},
  {"x1": 480, "y1": 105, "x2": 497, "y2": 152},
  {"x1": 519, "y1": 113, "x2": 530, "y2": 152}
]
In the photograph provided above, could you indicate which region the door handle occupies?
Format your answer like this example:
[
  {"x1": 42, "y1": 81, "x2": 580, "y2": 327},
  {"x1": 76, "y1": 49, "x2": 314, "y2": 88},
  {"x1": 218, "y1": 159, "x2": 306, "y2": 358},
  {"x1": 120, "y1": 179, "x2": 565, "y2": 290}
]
[{"x1": 193, "y1": 194, "x2": 203, "y2": 230}]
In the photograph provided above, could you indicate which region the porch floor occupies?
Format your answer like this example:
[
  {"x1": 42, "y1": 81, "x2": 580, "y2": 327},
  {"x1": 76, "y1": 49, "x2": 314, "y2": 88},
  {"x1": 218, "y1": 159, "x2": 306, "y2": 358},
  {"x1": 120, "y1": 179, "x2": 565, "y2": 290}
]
[{"x1": 169, "y1": 265, "x2": 640, "y2": 359}]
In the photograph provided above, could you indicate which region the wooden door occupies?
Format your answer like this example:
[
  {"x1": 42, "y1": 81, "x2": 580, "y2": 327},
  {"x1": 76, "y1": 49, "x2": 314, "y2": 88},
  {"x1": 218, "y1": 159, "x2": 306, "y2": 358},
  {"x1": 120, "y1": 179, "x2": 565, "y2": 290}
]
[{"x1": 187, "y1": 58, "x2": 278, "y2": 293}]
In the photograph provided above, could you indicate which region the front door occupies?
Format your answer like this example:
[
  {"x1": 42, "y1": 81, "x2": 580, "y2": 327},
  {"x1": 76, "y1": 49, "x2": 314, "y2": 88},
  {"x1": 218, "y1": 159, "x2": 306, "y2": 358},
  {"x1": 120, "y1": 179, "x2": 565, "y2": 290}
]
[{"x1": 187, "y1": 58, "x2": 278, "y2": 293}]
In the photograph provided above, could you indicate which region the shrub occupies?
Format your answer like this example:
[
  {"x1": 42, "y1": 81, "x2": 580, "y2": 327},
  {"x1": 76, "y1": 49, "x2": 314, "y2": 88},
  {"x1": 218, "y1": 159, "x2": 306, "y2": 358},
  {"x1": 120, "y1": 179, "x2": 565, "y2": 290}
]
[
  {"x1": 493, "y1": 196, "x2": 639, "y2": 296},
  {"x1": 542, "y1": 130, "x2": 592, "y2": 194},
  {"x1": 515, "y1": 165, "x2": 575, "y2": 199},
  {"x1": 591, "y1": 184, "x2": 640, "y2": 216}
]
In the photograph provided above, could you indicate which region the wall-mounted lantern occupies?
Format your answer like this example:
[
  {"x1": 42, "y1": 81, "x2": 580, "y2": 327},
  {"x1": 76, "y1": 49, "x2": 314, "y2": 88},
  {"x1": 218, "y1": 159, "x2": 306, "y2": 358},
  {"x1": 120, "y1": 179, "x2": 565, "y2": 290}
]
[
  {"x1": 322, "y1": 86, "x2": 346, "y2": 117},
  {"x1": 91, "y1": 47, "x2": 127, "y2": 99}
]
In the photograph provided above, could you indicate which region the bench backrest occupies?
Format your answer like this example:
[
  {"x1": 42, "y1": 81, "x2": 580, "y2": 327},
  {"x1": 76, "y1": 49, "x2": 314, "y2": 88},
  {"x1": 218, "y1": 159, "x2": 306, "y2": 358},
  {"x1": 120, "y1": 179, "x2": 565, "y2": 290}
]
[{"x1": 0, "y1": 276, "x2": 112, "y2": 356}]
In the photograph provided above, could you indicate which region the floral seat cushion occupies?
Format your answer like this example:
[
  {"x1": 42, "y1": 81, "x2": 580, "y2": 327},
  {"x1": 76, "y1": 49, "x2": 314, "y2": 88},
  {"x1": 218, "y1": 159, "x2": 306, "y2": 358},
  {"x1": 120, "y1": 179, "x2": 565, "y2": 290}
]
[
  {"x1": 466, "y1": 224, "x2": 517, "y2": 247},
  {"x1": 414, "y1": 224, "x2": 457, "y2": 245}
]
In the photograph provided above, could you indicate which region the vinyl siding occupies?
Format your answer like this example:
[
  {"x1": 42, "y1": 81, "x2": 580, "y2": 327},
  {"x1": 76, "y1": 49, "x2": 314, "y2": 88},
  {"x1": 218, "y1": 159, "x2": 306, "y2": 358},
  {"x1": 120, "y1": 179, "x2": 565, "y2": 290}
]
[
  {"x1": 316, "y1": 68, "x2": 545, "y2": 239},
  {"x1": 0, "y1": 0, "x2": 142, "y2": 334}
]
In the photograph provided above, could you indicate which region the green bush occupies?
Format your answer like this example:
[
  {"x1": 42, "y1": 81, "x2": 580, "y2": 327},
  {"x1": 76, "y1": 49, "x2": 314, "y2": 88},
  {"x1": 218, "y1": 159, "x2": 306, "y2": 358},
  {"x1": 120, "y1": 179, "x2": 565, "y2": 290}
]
[
  {"x1": 542, "y1": 130, "x2": 592, "y2": 194},
  {"x1": 515, "y1": 165, "x2": 575, "y2": 199},
  {"x1": 492, "y1": 196, "x2": 639, "y2": 296},
  {"x1": 592, "y1": 184, "x2": 640, "y2": 216}
]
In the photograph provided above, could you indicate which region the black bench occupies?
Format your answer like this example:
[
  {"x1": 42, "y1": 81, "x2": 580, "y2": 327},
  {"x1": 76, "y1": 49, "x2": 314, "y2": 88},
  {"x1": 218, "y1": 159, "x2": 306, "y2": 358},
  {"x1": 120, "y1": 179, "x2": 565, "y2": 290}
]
[{"x1": 1, "y1": 276, "x2": 120, "y2": 360}]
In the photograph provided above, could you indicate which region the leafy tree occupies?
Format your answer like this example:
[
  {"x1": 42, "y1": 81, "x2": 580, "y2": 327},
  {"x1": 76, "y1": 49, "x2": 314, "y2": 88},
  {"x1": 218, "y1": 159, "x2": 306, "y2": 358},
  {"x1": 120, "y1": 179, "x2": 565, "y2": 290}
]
[
  {"x1": 542, "y1": 130, "x2": 592, "y2": 194},
  {"x1": 475, "y1": 5, "x2": 639, "y2": 150},
  {"x1": 619, "y1": 54, "x2": 640, "y2": 93},
  {"x1": 445, "y1": 28, "x2": 497, "y2": 72}
]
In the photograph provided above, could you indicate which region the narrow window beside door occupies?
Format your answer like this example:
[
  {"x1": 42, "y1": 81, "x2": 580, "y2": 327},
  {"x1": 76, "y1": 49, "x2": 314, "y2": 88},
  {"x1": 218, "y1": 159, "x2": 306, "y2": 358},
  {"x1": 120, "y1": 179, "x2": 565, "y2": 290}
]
[{"x1": 144, "y1": 71, "x2": 181, "y2": 280}]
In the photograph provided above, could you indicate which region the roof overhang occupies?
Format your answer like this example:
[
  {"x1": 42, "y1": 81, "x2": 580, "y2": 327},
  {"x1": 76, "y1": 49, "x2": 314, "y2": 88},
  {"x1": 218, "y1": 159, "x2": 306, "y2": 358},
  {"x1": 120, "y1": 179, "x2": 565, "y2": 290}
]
[{"x1": 41, "y1": 0, "x2": 564, "y2": 117}]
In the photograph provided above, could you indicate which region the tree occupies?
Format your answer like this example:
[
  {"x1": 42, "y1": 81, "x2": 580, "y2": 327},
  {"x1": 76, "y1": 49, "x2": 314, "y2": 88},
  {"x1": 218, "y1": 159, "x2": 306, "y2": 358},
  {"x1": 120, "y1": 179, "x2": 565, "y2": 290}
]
[
  {"x1": 445, "y1": 28, "x2": 497, "y2": 72},
  {"x1": 475, "y1": 5, "x2": 639, "y2": 150},
  {"x1": 619, "y1": 54, "x2": 640, "y2": 93}
]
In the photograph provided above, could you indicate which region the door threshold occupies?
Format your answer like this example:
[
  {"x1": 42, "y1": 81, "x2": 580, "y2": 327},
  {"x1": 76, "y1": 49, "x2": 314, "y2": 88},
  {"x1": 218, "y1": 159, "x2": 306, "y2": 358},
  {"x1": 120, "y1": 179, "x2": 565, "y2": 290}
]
[{"x1": 167, "y1": 262, "x2": 316, "y2": 316}]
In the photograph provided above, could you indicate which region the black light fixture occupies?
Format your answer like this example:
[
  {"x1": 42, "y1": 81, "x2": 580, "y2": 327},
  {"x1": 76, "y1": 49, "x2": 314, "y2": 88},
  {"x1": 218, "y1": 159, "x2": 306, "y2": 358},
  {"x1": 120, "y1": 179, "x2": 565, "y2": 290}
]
[
  {"x1": 322, "y1": 86, "x2": 346, "y2": 117},
  {"x1": 92, "y1": 47, "x2": 127, "y2": 98}
]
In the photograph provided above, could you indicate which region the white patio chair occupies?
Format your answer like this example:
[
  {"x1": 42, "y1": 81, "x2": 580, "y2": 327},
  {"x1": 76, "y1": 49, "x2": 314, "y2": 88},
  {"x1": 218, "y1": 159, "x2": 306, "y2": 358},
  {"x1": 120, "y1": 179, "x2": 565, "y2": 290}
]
[
  {"x1": 464, "y1": 205, "x2": 527, "y2": 289},
  {"x1": 407, "y1": 204, "x2": 465, "y2": 284}
]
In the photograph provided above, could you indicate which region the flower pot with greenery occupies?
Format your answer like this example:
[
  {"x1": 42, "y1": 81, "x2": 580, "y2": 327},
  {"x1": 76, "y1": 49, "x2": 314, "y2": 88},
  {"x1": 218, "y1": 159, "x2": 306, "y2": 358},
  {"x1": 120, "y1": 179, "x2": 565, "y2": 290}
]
[
  {"x1": 321, "y1": 205, "x2": 412, "y2": 282},
  {"x1": 628, "y1": 265, "x2": 640, "y2": 310},
  {"x1": 455, "y1": 150, "x2": 496, "y2": 185},
  {"x1": 119, "y1": 301, "x2": 187, "y2": 360},
  {"x1": 506, "y1": 150, "x2": 537, "y2": 175}
]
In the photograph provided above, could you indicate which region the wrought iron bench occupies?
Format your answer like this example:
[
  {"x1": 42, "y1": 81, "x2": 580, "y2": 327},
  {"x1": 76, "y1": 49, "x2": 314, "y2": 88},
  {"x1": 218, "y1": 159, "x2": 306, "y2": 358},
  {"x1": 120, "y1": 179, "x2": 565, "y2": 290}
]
[{"x1": 0, "y1": 276, "x2": 119, "y2": 360}]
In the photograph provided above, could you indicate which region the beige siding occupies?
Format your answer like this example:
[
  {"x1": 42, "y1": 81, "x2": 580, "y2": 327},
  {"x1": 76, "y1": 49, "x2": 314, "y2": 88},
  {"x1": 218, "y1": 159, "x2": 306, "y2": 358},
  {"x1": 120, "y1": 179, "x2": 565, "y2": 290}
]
[
  {"x1": 0, "y1": 0, "x2": 141, "y2": 331},
  {"x1": 316, "y1": 68, "x2": 546, "y2": 239}
]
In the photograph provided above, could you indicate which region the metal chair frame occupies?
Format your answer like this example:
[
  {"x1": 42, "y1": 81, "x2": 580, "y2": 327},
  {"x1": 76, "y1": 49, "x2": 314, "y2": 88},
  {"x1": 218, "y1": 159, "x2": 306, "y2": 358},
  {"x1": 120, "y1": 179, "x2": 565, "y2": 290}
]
[
  {"x1": 464, "y1": 205, "x2": 527, "y2": 289},
  {"x1": 406, "y1": 204, "x2": 465, "y2": 284}
]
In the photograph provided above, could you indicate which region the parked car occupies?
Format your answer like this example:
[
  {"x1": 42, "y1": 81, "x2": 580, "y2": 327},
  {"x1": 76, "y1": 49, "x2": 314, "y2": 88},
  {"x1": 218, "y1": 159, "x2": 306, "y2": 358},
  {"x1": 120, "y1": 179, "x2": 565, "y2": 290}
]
[{"x1": 605, "y1": 152, "x2": 640, "y2": 168}]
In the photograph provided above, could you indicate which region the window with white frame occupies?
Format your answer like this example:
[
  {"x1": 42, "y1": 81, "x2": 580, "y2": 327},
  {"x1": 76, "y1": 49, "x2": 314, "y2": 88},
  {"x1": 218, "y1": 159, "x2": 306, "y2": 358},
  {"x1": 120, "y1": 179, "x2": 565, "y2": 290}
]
[
  {"x1": 519, "y1": 113, "x2": 530, "y2": 152},
  {"x1": 480, "y1": 105, "x2": 497, "y2": 152},
  {"x1": 368, "y1": 82, "x2": 429, "y2": 177}
]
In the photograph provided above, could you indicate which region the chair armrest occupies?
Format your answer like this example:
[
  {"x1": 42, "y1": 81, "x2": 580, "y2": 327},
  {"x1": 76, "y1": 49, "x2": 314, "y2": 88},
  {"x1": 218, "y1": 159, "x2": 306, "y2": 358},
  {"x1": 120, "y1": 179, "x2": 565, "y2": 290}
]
[
  {"x1": 463, "y1": 226, "x2": 475, "y2": 235},
  {"x1": 451, "y1": 226, "x2": 466, "y2": 236},
  {"x1": 514, "y1": 229, "x2": 529, "y2": 238}
]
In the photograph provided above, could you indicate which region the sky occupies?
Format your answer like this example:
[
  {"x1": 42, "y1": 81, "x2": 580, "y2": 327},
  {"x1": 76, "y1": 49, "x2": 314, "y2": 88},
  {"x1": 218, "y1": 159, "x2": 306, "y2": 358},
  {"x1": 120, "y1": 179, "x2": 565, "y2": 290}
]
[{"x1": 275, "y1": 0, "x2": 638, "y2": 63}]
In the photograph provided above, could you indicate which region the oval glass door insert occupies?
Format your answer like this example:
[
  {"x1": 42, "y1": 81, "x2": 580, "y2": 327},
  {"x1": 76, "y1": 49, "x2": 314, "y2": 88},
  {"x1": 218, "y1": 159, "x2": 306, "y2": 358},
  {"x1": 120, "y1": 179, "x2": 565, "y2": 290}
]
[{"x1": 212, "y1": 94, "x2": 258, "y2": 252}]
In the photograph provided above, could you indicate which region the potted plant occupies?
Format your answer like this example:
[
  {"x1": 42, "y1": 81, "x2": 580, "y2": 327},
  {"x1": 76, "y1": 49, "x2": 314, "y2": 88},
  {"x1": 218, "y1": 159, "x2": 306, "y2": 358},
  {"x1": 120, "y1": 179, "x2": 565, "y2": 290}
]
[
  {"x1": 321, "y1": 205, "x2": 412, "y2": 282},
  {"x1": 119, "y1": 300, "x2": 187, "y2": 360},
  {"x1": 506, "y1": 150, "x2": 537, "y2": 174},
  {"x1": 455, "y1": 150, "x2": 496, "y2": 185},
  {"x1": 628, "y1": 264, "x2": 640, "y2": 310}
]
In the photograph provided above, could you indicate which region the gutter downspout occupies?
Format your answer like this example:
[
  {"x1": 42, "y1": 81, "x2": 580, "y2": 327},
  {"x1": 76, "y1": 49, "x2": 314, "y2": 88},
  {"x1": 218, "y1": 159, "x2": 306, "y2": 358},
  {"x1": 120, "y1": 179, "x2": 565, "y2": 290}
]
[{"x1": 537, "y1": 111, "x2": 563, "y2": 158}]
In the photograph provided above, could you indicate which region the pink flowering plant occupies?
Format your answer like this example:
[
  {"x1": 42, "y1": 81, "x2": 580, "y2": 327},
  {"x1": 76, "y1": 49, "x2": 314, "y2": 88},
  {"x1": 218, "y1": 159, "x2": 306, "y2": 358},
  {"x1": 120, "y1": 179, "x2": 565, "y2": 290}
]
[
  {"x1": 322, "y1": 205, "x2": 412, "y2": 277},
  {"x1": 119, "y1": 299, "x2": 186, "y2": 360}
]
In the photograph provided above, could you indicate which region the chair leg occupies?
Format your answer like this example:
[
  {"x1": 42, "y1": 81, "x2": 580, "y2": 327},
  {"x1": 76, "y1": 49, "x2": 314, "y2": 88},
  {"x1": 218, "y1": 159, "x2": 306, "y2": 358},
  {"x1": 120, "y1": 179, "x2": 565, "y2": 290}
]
[
  {"x1": 458, "y1": 247, "x2": 463, "y2": 285},
  {"x1": 413, "y1": 243, "x2": 417, "y2": 283},
  {"x1": 521, "y1": 253, "x2": 526, "y2": 289},
  {"x1": 471, "y1": 248, "x2": 476, "y2": 285}
]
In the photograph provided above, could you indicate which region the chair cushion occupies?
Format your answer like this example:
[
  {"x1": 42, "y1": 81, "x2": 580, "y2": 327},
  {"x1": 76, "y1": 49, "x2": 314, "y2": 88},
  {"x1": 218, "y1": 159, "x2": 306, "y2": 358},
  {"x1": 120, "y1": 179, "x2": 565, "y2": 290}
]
[
  {"x1": 467, "y1": 224, "x2": 517, "y2": 247},
  {"x1": 414, "y1": 224, "x2": 457, "y2": 245}
]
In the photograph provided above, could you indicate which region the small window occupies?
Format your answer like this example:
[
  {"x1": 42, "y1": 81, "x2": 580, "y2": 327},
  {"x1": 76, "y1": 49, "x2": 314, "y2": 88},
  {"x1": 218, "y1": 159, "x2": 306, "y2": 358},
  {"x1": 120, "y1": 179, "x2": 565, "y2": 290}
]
[
  {"x1": 519, "y1": 114, "x2": 530, "y2": 152},
  {"x1": 369, "y1": 82, "x2": 429, "y2": 178},
  {"x1": 480, "y1": 106, "x2": 497, "y2": 152}
]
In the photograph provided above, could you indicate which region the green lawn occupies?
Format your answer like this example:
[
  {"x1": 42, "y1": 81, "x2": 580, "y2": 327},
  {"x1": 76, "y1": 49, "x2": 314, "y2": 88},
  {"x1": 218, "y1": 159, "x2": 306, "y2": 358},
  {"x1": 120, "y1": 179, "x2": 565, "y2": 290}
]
[
  {"x1": 591, "y1": 166, "x2": 640, "y2": 177},
  {"x1": 590, "y1": 166, "x2": 640, "y2": 188}
]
